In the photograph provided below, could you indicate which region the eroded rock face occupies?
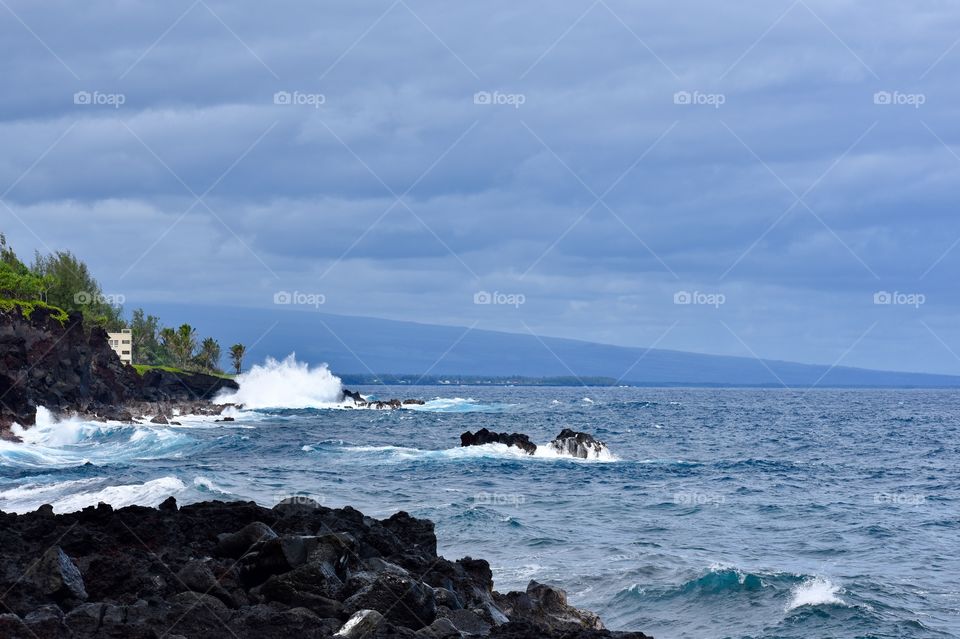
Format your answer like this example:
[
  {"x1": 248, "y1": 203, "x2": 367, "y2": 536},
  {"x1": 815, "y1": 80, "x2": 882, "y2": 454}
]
[
  {"x1": 460, "y1": 428, "x2": 538, "y2": 455},
  {"x1": 0, "y1": 498, "x2": 651, "y2": 639},
  {"x1": 0, "y1": 307, "x2": 238, "y2": 433}
]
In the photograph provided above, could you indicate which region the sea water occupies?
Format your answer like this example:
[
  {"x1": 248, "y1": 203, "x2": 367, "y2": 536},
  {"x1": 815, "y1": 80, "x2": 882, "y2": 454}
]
[{"x1": 1, "y1": 364, "x2": 957, "y2": 638}]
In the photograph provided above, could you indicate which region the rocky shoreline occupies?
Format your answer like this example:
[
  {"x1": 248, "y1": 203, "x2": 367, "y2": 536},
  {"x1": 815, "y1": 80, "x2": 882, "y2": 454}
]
[
  {"x1": 0, "y1": 306, "x2": 238, "y2": 438},
  {"x1": 0, "y1": 498, "x2": 652, "y2": 639}
]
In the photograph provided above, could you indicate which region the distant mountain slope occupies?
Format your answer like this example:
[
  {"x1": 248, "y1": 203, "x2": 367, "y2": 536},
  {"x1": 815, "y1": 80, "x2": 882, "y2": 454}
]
[{"x1": 149, "y1": 304, "x2": 960, "y2": 387}]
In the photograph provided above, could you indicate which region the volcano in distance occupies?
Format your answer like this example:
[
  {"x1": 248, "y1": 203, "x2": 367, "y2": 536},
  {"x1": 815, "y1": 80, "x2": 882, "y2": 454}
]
[{"x1": 150, "y1": 303, "x2": 960, "y2": 388}]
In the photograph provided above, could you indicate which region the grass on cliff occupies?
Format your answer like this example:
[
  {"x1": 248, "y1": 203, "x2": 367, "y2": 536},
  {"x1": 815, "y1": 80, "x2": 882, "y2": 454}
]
[
  {"x1": 0, "y1": 298, "x2": 69, "y2": 324},
  {"x1": 133, "y1": 364, "x2": 236, "y2": 380}
]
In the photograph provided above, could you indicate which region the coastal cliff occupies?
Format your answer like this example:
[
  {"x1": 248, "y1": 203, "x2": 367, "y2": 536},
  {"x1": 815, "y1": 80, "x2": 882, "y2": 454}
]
[
  {"x1": 0, "y1": 306, "x2": 237, "y2": 435},
  {"x1": 0, "y1": 499, "x2": 653, "y2": 639}
]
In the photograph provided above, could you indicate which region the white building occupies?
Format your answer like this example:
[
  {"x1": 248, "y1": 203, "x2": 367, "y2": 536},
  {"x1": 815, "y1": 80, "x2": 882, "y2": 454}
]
[{"x1": 108, "y1": 329, "x2": 133, "y2": 364}]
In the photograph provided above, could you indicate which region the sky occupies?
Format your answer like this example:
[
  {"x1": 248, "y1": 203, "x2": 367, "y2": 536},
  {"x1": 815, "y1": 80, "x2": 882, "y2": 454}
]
[{"x1": 2, "y1": 0, "x2": 959, "y2": 375}]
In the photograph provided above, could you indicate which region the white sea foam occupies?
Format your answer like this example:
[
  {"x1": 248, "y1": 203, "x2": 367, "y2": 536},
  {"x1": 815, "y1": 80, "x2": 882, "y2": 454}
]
[
  {"x1": 214, "y1": 354, "x2": 343, "y2": 409},
  {"x1": 533, "y1": 442, "x2": 619, "y2": 462},
  {"x1": 335, "y1": 441, "x2": 619, "y2": 463},
  {"x1": 403, "y1": 397, "x2": 509, "y2": 413},
  {"x1": 0, "y1": 477, "x2": 189, "y2": 514},
  {"x1": 786, "y1": 576, "x2": 846, "y2": 611},
  {"x1": 1, "y1": 408, "x2": 191, "y2": 468}
]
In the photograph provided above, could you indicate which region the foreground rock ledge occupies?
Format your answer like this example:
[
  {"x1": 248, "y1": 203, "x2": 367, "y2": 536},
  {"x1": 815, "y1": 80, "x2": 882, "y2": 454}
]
[{"x1": 0, "y1": 498, "x2": 652, "y2": 639}]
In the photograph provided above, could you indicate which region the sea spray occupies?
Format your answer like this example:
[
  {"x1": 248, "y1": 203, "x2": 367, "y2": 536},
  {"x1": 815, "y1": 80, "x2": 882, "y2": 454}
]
[
  {"x1": 786, "y1": 576, "x2": 845, "y2": 611},
  {"x1": 215, "y1": 354, "x2": 343, "y2": 409}
]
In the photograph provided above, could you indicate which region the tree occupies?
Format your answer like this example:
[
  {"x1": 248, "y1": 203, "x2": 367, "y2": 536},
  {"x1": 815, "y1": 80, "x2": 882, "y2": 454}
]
[
  {"x1": 0, "y1": 235, "x2": 47, "y2": 300},
  {"x1": 171, "y1": 324, "x2": 197, "y2": 369},
  {"x1": 229, "y1": 344, "x2": 246, "y2": 375},
  {"x1": 195, "y1": 337, "x2": 222, "y2": 373},
  {"x1": 130, "y1": 308, "x2": 165, "y2": 365},
  {"x1": 31, "y1": 249, "x2": 124, "y2": 329}
]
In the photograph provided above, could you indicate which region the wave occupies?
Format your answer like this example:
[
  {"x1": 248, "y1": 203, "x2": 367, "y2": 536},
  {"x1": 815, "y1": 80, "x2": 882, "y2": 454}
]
[
  {"x1": 317, "y1": 441, "x2": 619, "y2": 463},
  {"x1": 0, "y1": 476, "x2": 189, "y2": 514},
  {"x1": 214, "y1": 354, "x2": 343, "y2": 409},
  {"x1": 786, "y1": 576, "x2": 846, "y2": 611},
  {"x1": 403, "y1": 397, "x2": 513, "y2": 413},
  {"x1": 1, "y1": 408, "x2": 194, "y2": 469}
]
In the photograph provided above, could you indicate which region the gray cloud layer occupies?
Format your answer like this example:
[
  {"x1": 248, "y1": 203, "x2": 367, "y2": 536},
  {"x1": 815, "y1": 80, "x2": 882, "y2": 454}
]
[{"x1": 2, "y1": 0, "x2": 959, "y2": 373}]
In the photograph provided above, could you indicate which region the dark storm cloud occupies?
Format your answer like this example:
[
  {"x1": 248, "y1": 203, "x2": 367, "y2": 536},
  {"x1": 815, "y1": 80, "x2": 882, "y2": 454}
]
[{"x1": 2, "y1": 0, "x2": 960, "y2": 373}]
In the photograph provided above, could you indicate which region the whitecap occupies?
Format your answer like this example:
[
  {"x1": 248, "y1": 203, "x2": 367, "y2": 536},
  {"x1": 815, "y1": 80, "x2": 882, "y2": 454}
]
[
  {"x1": 214, "y1": 354, "x2": 343, "y2": 409},
  {"x1": 786, "y1": 576, "x2": 846, "y2": 611}
]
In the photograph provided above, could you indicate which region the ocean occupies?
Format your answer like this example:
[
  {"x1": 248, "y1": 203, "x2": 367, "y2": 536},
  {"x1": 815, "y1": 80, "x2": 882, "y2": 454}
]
[{"x1": 1, "y1": 362, "x2": 958, "y2": 638}]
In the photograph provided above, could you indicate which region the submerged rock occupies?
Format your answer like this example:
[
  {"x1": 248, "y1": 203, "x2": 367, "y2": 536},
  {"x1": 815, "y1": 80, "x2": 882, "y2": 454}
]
[
  {"x1": 460, "y1": 428, "x2": 538, "y2": 455},
  {"x1": 547, "y1": 429, "x2": 610, "y2": 459}
]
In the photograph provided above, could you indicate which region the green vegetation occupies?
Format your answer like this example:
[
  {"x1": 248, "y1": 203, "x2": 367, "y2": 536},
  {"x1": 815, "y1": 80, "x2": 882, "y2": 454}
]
[
  {"x1": 230, "y1": 343, "x2": 246, "y2": 374},
  {"x1": 133, "y1": 364, "x2": 235, "y2": 380},
  {"x1": 0, "y1": 298, "x2": 70, "y2": 323},
  {"x1": 1, "y1": 233, "x2": 124, "y2": 330},
  {"x1": 0, "y1": 234, "x2": 228, "y2": 375}
]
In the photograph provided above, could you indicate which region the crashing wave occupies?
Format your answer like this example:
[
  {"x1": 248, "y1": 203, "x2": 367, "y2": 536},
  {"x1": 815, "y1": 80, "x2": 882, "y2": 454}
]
[
  {"x1": 786, "y1": 576, "x2": 846, "y2": 611},
  {"x1": 214, "y1": 354, "x2": 343, "y2": 409}
]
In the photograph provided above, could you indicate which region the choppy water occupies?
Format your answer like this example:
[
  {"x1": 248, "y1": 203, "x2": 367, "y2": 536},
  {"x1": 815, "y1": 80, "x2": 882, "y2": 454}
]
[{"x1": 1, "y1": 386, "x2": 958, "y2": 638}]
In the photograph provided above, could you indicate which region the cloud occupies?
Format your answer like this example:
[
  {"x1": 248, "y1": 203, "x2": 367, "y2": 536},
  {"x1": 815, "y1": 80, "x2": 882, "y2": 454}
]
[{"x1": 2, "y1": 0, "x2": 960, "y2": 373}]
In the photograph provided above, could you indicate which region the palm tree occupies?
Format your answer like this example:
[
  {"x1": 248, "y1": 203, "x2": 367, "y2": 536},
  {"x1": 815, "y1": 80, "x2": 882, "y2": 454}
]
[
  {"x1": 197, "y1": 337, "x2": 222, "y2": 373},
  {"x1": 229, "y1": 343, "x2": 246, "y2": 375}
]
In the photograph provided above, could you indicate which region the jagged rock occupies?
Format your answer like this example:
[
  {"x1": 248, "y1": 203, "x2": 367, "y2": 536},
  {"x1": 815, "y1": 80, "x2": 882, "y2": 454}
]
[
  {"x1": 341, "y1": 389, "x2": 364, "y2": 403},
  {"x1": 0, "y1": 499, "x2": 650, "y2": 639},
  {"x1": 336, "y1": 609, "x2": 385, "y2": 637},
  {"x1": 402, "y1": 399, "x2": 426, "y2": 405},
  {"x1": 344, "y1": 573, "x2": 437, "y2": 630},
  {"x1": 35, "y1": 547, "x2": 87, "y2": 600},
  {"x1": 0, "y1": 307, "x2": 239, "y2": 431},
  {"x1": 460, "y1": 428, "x2": 537, "y2": 455},
  {"x1": 176, "y1": 560, "x2": 233, "y2": 606},
  {"x1": 416, "y1": 617, "x2": 460, "y2": 638},
  {"x1": 216, "y1": 521, "x2": 278, "y2": 558},
  {"x1": 547, "y1": 429, "x2": 609, "y2": 459},
  {"x1": 495, "y1": 581, "x2": 605, "y2": 633},
  {"x1": 441, "y1": 608, "x2": 492, "y2": 635}
]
